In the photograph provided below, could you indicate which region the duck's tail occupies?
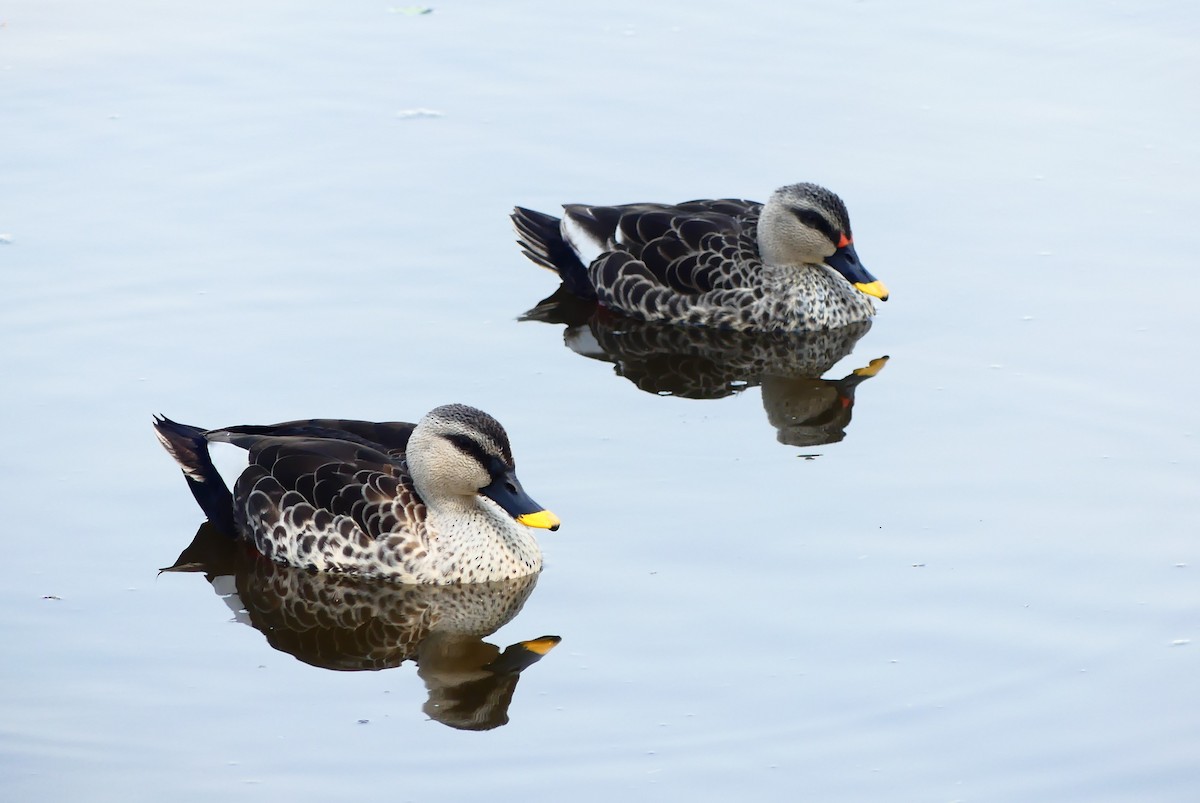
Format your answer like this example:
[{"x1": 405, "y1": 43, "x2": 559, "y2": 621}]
[
  {"x1": 153, "y1": 415, "x2": 236, "y2": 536},
  {"x1": 511, "y1": 206, "x2": 596, "y2": 299}
]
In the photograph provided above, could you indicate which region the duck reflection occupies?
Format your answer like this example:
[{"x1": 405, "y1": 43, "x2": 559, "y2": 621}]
[
  {"x1": 163, "y1": 523, "x2": 559, "y2": 730},
  {"x1": 523, "y1": 287, "x2": 888, "y2": 447}
]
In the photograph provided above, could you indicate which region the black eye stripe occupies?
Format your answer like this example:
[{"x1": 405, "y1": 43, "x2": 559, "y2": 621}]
[
  {"x1": 789, "y1": 207, "x2": 839, "y2": 245},
  {"x1": 444, "y1": 433, "x2": 507, "y2": 477}
]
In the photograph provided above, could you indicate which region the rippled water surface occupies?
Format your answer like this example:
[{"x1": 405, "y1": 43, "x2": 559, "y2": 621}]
[{"x1": 2, "y1": 2, "x2": 1198, "y2": 800}]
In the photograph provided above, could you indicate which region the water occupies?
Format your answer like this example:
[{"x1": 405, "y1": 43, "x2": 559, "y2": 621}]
[{"x1": 2, "y1": 1, "x2": 1197, "y2": 800}]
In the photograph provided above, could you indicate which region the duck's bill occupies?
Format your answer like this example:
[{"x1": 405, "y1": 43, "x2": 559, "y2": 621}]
[
  {"x1": 517, "y1": 636, "x2": 561, "y2": 656},
  {"x1": 516, "y1": 509, "x2": 561, "y2": 530},
  {"x1": 484, "y1": 635, "x2": 562, "y2": 674},
  {"x1": 481, "y1": 470, "x2": 561, "y2": 531},
  {"x1": 852, "y1": 356, "x2": 890, "y2": 378},
  {"x1": 854, "y1": 280, "x2": 889, "y2": 300},
  {"x1": 826, "y1": 242, "x2": 889, "y2": 301}
]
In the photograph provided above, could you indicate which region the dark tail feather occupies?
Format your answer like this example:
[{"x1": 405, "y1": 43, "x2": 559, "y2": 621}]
[
  {"x1": 153, "y1": 415, "x2": 237, "y2": 536},
  {"x1": 511, "y1": 206, "x2": 596, "y2": 299}
]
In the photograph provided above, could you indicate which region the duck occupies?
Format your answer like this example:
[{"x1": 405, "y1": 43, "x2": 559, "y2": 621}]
[
  {"x1": 512, "y1": 182, "x2": 889, "y2": 333},
  {"x1": 153, "y1": 404, "x2": 560, "y2": 584}
]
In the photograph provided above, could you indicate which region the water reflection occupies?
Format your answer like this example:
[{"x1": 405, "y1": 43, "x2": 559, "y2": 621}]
[
  {"x1": 523, "y1": 287, "x2": 888, "y2": 446},
  {"x1": 163, "y1": 523, "x2": 559, "y2": 730}
]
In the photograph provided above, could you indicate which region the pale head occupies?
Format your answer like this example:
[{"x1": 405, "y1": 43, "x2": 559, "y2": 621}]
[
  {"x1": 406, "y1": 404, "x2": 560, "y2": 530},
  {"x1": 756, "y1": 183, "x2": 852, "y2": 267},
  {"x1": 406, "y1": 404, "x2": 512, "y2": 500}
]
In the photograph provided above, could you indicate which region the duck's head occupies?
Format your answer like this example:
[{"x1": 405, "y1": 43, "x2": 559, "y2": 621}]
[
  {"x1": 407, "y1": 404, "x2": 560, "y2": 530},
  {"x1": 758, "y1": 183, "x2": 889, "y2": 301}
]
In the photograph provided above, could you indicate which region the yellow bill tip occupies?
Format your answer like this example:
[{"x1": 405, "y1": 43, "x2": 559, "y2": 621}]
[
  {"x1": 852, "y1": 356, "x2": 890, "y2": 377},
  {"x1": 517, "y1": 509, "x2": 561, "y2": 531},
  {"x1": 519, "y1": 636, "x2": 562, "y2": 656},
  {"x1": 855, "y1": 280, "x2": 889, "y2": 301}
]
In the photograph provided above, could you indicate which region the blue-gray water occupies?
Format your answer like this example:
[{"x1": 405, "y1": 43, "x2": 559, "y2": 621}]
[{"x1": 2, "y1": 2, "x2": 1197, "y2": 800}]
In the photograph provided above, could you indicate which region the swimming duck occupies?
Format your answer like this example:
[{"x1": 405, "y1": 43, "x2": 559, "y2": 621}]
[
  {"x1": 153, "y1": 404, "x2": 560, "y2": 584},
  {"x1": 512, "y1": 183, "x2": 889, "y2": 332}
]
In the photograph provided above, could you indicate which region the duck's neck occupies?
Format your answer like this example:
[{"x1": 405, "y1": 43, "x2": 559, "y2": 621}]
[
  {"x1": 426, "y1": 496, "x2": 543, "y2": 581},
  {"x1": 758, "y1": 262, "x2": 877, "y2": 329},
  {"x1": 760, "y1": 260, "x2": 843, "y2": 288}
]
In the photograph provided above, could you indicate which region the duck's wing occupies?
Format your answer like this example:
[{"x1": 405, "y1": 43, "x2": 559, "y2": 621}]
[
  {"x1": 213, "y1": 419, "x2": 415, "y2": 459},
  {"x1": 230, "y1": 435, "x2": 428, "y2": 565},
  {"x1": 157, "y1": 419, "x2": 409, "y2": 538},
  {"x1": 605, "y1": 201, "x2": 759, "y2": 292},
  {"x1": 513, "y1": 198, "x2": 763, "y2": 301},
  {"x1": 577, "y1": 200, "x2": 765, "y2": 324}
]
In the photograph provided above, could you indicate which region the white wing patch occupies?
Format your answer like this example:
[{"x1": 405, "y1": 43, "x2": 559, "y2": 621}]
[
  {"x1": 560, "y1": 212, "x2": 606, "y2": 267},
  {"x1": 209, "y1": 441, "x2": 250, "y2": 494}
]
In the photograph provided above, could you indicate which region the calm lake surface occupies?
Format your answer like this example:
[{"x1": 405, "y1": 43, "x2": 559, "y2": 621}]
[{"x1": 2, "y1": 2, "x2": 1197, "y2": 800}]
